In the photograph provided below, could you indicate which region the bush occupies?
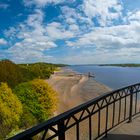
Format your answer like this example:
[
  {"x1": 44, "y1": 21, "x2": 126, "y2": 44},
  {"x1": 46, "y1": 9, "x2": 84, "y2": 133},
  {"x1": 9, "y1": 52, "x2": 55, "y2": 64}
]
[
  {"x1": 0, "y1": 83, "x2": 23, "y2": 139},
  {"x1": 14, "y1": 79, "x2": 58, "y2": 127}
]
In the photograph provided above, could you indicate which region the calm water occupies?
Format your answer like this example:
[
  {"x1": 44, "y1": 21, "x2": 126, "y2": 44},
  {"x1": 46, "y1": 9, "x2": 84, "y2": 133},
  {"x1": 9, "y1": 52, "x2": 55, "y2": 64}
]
[{"x1": 70, "y1": 65, "x2": 140, "y2": 89}]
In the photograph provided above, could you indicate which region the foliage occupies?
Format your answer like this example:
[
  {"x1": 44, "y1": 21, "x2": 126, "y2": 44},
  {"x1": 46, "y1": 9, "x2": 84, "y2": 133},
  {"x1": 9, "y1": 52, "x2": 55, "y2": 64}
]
[
  {"x1": 0, "y1": 60, "x2": 67, "y2": 88},
  {"x1": 14, "y1": 79, "x2": 58, "y2": 127},
  {"x1": 31, "y1": 79, "x2": 58, "y2": 119},
  {"x1": 0, "y1": 60, "x2": 60, "y2": 138},
  {"x1": 0, "y1": 83, "x2": 23, "y2": 139},
  {"x1": 0, "y1": 60, "x2": 35, "y2": 88},
  {"x1": 19, "y1": 62, "x2": 56, "y2": 79},
  {"x1": 19, "y1": 62, "x2": 68, "y2": 78}
]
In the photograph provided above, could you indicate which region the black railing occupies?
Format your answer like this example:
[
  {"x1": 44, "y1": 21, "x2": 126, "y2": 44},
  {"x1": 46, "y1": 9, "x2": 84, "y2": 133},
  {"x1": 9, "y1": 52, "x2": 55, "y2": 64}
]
[{"x1": 9, "y1": 83, "x2": 140, "y2": 140}]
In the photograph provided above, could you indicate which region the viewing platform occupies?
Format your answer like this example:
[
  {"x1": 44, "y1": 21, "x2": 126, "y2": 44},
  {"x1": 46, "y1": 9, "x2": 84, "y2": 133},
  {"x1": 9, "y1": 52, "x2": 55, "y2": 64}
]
[
  {"x1": 102, "y1": 116, "x2": 140, "y2": 140},
  {"x1": 9, "y1": 83, "x2": 140, "y2": 140}
]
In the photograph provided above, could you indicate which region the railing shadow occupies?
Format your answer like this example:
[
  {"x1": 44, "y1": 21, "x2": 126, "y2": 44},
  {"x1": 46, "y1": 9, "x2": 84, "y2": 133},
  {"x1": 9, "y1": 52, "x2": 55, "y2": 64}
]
[{"x1": 101, "y1": 134, "x2": 140, "y2": 140}]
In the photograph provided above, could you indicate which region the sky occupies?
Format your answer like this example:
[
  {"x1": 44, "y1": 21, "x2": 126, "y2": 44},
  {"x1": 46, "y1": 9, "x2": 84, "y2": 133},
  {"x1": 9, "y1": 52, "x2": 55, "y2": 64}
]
[{"x1": 0, "y1": 0, "x2": 140, "y2": 64}]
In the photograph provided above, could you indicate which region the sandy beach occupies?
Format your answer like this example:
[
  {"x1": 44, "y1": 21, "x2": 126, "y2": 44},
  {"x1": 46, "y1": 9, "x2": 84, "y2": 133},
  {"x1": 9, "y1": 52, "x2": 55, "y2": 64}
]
[
  {"x1": 47, "y1": 67, "x2": 112, "y2": 115},
  {"x1": 46, "y1": 68, "x2": 140, "y2": 140},
  {"x1": 47, "y1": 68, "x2": 112, "y2": 139}
]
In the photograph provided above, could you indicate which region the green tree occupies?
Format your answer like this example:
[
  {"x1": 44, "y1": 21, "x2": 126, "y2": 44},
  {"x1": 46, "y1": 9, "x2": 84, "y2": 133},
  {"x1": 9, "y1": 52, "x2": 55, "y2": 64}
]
[
  {"x1": 0, "y1": 60, "x2": 35, "y2": 88},
  {"x1": 14, "y1": 79, "x2": 58, "y2": 128},
  {"x1": 31, "y1": 79, "x2": 58, "y2": 119},
  {"x1": 0, "y1": 59, "x2": 66, "y2": 88},
  {"x1": 0, "y1": 83, "x2": 23, "y2": 139}
]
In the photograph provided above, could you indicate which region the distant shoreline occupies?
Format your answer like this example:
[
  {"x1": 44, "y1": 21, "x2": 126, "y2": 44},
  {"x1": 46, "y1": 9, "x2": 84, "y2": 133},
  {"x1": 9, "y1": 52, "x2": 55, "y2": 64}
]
[
  {"x1": 70, "y1": 64, "x2": 140, "y2": 67},
  {"x1": 99, "y1": 64, "x2": 140, "y2": 67}
]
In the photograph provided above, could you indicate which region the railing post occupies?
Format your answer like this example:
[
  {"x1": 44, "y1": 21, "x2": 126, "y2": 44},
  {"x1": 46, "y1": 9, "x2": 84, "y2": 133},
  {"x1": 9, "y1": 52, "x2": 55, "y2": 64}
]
[
  {"x1": 58, "y1": 119, "x2": 65, "y2": 140},
  {"x1": 128, "y1": 87, "x2": 133, "y2": 123}
]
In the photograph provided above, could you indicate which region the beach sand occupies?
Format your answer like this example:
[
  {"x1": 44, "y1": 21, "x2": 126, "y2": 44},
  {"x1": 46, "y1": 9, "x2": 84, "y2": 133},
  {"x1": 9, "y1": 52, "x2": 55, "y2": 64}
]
[
  {"x1": 47, "y1": 67, "x2": 112, "y2": 115},
  {"x1": 46, "y1": 68, "x2": 112, "y2": 139},
  {"x1": 46, "y1": 68, "x2": 140, "y2": 140}
]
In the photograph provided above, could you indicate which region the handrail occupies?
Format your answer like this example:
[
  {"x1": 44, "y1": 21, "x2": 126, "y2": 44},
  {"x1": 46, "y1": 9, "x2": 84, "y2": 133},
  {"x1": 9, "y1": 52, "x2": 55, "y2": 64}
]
[{"x1": 9, "y1": 83, "x2": 140, "y2": 140}]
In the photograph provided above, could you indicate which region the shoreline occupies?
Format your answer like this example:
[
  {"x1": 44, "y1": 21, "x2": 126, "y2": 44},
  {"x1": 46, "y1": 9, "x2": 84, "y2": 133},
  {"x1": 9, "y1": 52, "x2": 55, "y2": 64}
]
[
  {"x1": 47, "y1": 67, "x2": 112, "y2": 115},
  {"x1": 47, "y1": 68, "x2": 139, "y2": 140}
]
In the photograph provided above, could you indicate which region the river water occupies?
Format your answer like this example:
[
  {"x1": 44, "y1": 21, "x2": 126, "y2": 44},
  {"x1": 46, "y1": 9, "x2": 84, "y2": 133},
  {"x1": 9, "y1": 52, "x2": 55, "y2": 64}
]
[{"x1": 70, "y1": 65, "x2": 140, "y2": 89}]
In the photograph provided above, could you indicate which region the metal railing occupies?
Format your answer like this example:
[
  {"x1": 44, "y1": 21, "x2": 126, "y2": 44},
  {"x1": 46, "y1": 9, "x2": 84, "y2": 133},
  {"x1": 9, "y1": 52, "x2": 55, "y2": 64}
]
[{"x1": 9, "y1": 83, "x2": 140, "y2": 140}]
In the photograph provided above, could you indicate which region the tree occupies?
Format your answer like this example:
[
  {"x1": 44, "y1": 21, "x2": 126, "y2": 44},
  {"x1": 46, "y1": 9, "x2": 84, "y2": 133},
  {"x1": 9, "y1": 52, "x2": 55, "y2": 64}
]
[
  {"x1": 31, "y1": 79, "x2": 58, "y2": 120},
  {"x1": 0, "y1": 60, "x2": 35, "y2": 88},
  {"x1": 14, "y1": 79, "x2": 58, "y2": 128},
  {"x1": 0, "y1": 60, "x2": 60, "y2": 88},
  {"x1": 0, "y1": 83, "x2": 23, "y2": 139}
]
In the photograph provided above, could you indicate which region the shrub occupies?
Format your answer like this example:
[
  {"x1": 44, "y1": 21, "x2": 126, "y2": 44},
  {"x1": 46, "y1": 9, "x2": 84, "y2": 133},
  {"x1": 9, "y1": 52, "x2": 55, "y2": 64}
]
[
  {"x1": 14, "y1": 79, "x2": 58, "y2": 127},
  {"x1": 0, "y1": 83, "x2": 23, "y2": 139}
]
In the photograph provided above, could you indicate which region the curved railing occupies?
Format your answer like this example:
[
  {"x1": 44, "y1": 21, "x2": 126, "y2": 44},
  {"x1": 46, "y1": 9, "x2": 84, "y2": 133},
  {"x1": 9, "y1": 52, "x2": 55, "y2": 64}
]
[{"x1": 9, "y1": 83, "x2": 140, "y2": 140}]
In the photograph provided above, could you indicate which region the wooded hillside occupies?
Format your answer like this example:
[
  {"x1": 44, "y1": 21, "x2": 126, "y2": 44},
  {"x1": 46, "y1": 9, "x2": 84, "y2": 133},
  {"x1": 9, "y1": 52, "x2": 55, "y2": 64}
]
[
  {"x1": 0, "y1": 59, "x2": 65, "y2": 139},
  {"x1": 0, "y1": 60, "x2": 66, "y2": 87}
]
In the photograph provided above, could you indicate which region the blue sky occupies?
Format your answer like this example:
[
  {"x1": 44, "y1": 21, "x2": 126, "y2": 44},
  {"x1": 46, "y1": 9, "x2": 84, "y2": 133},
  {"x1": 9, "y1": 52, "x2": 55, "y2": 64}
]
[{"x1": 0, "y1": 0, "x2": 140, "y2": 64}]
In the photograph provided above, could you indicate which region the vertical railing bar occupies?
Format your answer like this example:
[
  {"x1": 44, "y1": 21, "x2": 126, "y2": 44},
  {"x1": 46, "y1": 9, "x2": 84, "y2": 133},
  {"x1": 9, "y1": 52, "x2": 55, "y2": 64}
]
[
  {"x1": 98, "y1": 110, "x2": 101, "y2": 137},
  {"x1": 105, "y1": 105, "x2": 108, "y2": 137},
  {"x1": 112, "y1": 102, "x2": 115, "y2": 127},
  {"x1": 58, "y1": 120, "x2": 65, "y2": 140},
  {"x1": 124, "y1": 96, "x2": 127, "y2": 120},
  {"x1": 139, "y1": 91, "x2": 140, "y2": 113},
  {"x1": 135, "y1": 92, "x2": 137, "y2": 114},
  {"x1": 76, "y1": 123, "x2": 79, "y2": 140},
  {"x1": 89, "y1": 116, "x2": 92, "y2": 140},
  {"x1": 118, "y1": 99, "x2": 121, "y2": 123},
  {"x1": 128, "y1": 87, "x2": 133, "y2": 123}
]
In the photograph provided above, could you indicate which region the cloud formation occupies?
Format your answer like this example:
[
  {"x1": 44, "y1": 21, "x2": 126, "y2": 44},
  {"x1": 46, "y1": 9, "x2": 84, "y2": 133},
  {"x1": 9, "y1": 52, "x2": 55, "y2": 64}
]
[
  {"x1": 82, "y1": 0, "x2": 123, "y2": 26},
  {"x1": 0, "y1": 38, "x2": 7, "y2": 45},
  {"x1": 23, "y1": 0, "x2": 72, "y2": 7},
  {"x1": 46, "y1": 22, "x2": 74, "y2": 40},
  {"x1": 67, "y1": 22, "x2": 140, "y2": 48},
  {"x1": 1, "y1": 0, "x2": 140, "y2": 64},
  {"x1": 5, "y1": 9, "x2": 57, "y2": 62}
]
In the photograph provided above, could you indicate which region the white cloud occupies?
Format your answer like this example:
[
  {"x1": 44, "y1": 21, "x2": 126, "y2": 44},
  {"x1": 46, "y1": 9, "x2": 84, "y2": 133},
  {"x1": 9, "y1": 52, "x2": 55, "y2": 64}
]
[
  {"x1": 46, "y1": 22, "x2": 74, "y2": 40},
  {"x1": 4, "y1": 7, "x2": 77, "y2": 63},
  {"x1": 69, "y1": 24, "x2": 79, "y2": 32},
  {"x1": 63, "y1": 8, "x2": 140, "y2": 64},
  {"x1": 61, "y1": 6, "x2": 93, "y2": 26},
  {"x1": 15, "y1": 9, "x2": 57, "y2": 50},
  {"x1": 2, "y1": 0, "x2": 140, "y2": 64},
  {"x1": 67, "y1": 21, "x2": 140, "y2": 49},
  {"x1": 0, "y1": 38, "x2": 7, "y2": 45},
  {"x1": 23, "y1": 0, "x2": 66, "y2": 7},
  {"x1": 82, "y1": 0, "x2": 123, "y2": 26},
  {"x1": 56, "y1": 46, "x2": 140, "y2": 64},
  {"x1": 5, "y1": 9, "x2": 58, "y2": 63},
  {"x1": 127, "y1": 10, "x2": 140, "y2": 23},
  {"x1": 60, "y1": 5, "x2": 93, "y2": 36},
  {"x1": 9, "y1": 49, "x2": 54, "y2": 63}
]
